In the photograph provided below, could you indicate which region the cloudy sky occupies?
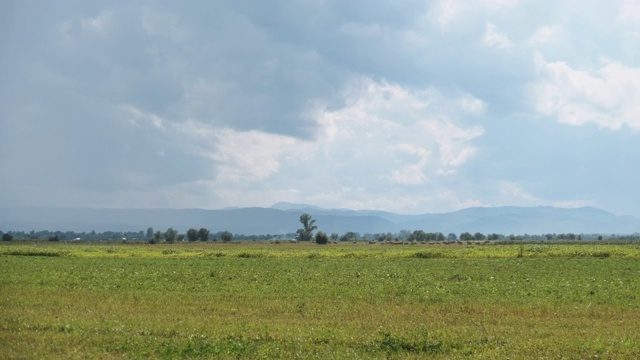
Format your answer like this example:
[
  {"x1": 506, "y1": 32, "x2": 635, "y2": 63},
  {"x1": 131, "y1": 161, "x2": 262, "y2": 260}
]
[{"x1": 2, "y1": 1, "x2": 640, "y2": 216}]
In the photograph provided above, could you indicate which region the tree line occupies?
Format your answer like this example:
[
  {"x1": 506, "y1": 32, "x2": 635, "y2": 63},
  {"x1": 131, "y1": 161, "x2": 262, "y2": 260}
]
[
  {"x1": 290, "y1": 213, "x2": 640, "y2": 244},
  {"x1": 0, "y1": 228, "x2": 234, "y2": 244},
  {"x1": 2, "y1": 213, "x2": 639, "y2": 243}
]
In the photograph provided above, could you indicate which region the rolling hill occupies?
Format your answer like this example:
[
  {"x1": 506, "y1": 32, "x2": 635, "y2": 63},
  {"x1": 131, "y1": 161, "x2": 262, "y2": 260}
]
[{"x1": 1, "y1": 204, "x2": 639, "y2": 235}]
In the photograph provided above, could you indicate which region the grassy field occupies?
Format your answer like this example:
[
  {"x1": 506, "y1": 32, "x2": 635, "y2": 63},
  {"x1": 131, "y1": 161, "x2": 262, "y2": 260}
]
[{"x1": 1, "y1": 241, "x2": 640, "y2": 358}]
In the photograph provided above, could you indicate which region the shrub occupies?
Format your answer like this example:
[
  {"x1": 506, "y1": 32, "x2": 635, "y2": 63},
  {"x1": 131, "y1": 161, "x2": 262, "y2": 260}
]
[
  {"x1": 236, "y1": 251, "x2": 266, "y2": 258},
  {"x1": 315, "y1": 231, "x2": 329, "y2": 245},
  {"x1": 5, "y1": 249, "x2": 65, "y2": 257},
  {"x1": 374, "y1": 331, "x2": 443, "y2": 355}
]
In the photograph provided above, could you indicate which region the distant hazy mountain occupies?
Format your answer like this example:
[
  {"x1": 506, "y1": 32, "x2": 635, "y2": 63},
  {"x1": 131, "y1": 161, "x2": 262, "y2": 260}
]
[
  {"x1": 1, "y1": 204, "x2": 639, "y2": 235},
  {"x1": 270, "y1": 202, "x2": 326, "y2": 211}
]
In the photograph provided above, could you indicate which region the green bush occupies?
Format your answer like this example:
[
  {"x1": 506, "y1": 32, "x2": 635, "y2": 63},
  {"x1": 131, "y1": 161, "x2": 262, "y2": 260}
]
[{"x1": 315, "y1": 231, "x2": 329, "y2": 245}]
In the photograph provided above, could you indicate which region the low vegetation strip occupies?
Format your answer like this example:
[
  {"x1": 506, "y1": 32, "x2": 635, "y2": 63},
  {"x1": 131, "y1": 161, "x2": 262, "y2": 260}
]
[
  {"x1": 2, "y1": 242, "x2": 640, "y2": 259},
  {"x1": 2, "y1": 248, "x2": 69, "y2": 257},
  {"x1": 1, "y1": 242, "x2": 640, "y2": 358}
]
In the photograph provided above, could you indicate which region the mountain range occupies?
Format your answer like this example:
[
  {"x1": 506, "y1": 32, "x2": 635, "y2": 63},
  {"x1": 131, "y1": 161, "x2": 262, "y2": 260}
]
[{"x1": 1, "y1": 203, "x2": 640, "y2": 235}]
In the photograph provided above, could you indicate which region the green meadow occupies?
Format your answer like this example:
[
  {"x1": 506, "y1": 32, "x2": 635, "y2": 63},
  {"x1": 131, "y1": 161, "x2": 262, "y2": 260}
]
[{"x1": 1, "y1": 242, "x2": 640, "y2": 358}]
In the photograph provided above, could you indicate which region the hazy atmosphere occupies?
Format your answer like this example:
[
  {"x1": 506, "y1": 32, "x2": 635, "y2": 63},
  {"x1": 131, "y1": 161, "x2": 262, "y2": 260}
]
[{"x1": 2, "y1": 0, "x2": 640, "y2": 216}]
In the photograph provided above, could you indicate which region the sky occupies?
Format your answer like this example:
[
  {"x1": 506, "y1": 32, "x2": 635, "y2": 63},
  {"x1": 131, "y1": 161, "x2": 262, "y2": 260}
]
[{"x1": 2, "y1": 1, "x2": 640, "y2": 216}]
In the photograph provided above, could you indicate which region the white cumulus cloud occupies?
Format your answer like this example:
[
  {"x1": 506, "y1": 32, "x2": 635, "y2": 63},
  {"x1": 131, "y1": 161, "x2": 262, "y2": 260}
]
[
  {"x1": 166, "y1": 77, "x2": 487, "y2": 211},
  {"x1": 313, "y1": 78, "x2": 485, "y2": 187},
  {"x1": 483, "y1": 22, "x2": 513, "y2": 49},
  {"x1": 533, "y1": 56, "x2": 640, "y2": 130},
  {"x1": 530, "y1": 25, "x2": 561, "y2": 45},
  {"x1": 208, "y1": 128, "x2": 306, "y2": 183}
]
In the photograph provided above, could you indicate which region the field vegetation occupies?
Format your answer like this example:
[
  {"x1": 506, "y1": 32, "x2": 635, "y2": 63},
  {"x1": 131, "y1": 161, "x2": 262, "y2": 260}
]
[{"x1": 1, "y1": 241, "x2": 640, "y2": 358}]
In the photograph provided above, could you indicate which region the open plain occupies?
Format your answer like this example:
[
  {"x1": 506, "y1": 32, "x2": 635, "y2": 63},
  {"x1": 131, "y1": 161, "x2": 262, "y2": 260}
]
[{"x1": 1, "y1": 241, "x2": 639, "y2": 359}]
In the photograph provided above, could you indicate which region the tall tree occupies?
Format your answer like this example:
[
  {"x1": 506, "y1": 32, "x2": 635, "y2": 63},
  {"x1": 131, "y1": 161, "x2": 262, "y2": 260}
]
[
  {"x1": 198, "y1": 228, "x2": 210, "y2": 242},
  {"x1": 460, "y1": 232, "x2": 473, "y2": 241},
  {"x1": 146, "y1": 227, "x2": 154, "y2": 239},
  {"x1": 296, "y1": 213, "x2": 317, "y2": 242},
  {"x1": 164, "y1": 228, "x2": 177, "y2": 244},
  {"x1": 409, "y1": 230, "x2": 427, "y2": 242},
  {"x1": 340, "y1": 232, "x2": 359, "y2": 242},
  {"x1": 221, "y1": 231, "x2": 233, "y2": 243},
  {"x1": 186, "y1": 228, "x2": 199, "y2": 242}
]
